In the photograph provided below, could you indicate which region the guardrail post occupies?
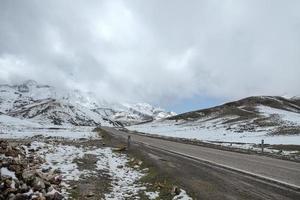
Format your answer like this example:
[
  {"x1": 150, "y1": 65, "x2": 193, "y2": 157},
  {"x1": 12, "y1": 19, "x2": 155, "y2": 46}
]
[
  {"x1": 127, "y1": 135, "x2": 131, "y2": 150},
  {"x1": 261, "y1": 139, "x2": 264, "y2": 153}
]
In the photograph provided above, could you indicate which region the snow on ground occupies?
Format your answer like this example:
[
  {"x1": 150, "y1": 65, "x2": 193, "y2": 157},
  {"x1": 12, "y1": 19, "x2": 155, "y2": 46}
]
[
  {"x1": 0, "y1": 112, "x2": 100, "y2": 139},
  {"x1": 0, "y1": 167, "x2": 17, "y2": 179},
  {"x1": 28, "y1": 141, "x2": 157, "y2": 199},
  {"x1": 258, "y1": 105, "x2": 300, "y2": 125},
  {"x1": 0, "y1": 114, "x2": 42, "y2": 133},
  {"x1": 0, "y1": 128, "x2": 98, "y2": 139},
  {"x1": 145, "y1": 191, "x2": 160, "y2": 199},
  {"x1": 0, "y1": 123, "x2": 97, "y2": 139},
  {"x1": 95, "y1": 148, "x2": 146, "y2": 199},
  {"x1": 173, "y1": 189, "x2": 193, "y2": 200},
  {"x1": 128, "y1": 120, "x2": 300, "y2": 145}
]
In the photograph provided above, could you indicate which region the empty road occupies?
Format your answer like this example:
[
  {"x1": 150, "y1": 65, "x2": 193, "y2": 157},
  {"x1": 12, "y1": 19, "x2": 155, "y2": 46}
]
[{"x1": 103, "y1": 127, "x2": 300, "y2": 190}]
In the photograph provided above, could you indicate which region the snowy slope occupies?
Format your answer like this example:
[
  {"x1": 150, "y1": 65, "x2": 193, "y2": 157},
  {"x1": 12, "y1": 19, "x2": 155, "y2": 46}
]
[
  {"x1": 128, "y1": 96, "x2": 300, "y2": 145},
  {"x1": 95, "y1": 103, "x2": 176, "y2": 126},
  {"x1": 0, "y1": 80, "x2": 174, "y2": 127}
]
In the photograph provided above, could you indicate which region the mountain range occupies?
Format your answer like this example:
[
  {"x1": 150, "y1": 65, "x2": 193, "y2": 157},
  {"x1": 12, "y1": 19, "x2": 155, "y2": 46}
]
[
  {"x1": 0, "y1": 80, "x2": 175, "y2": 127},
  {"x1": 1, "y1": 80, "x2": 299, "y2": 143}
]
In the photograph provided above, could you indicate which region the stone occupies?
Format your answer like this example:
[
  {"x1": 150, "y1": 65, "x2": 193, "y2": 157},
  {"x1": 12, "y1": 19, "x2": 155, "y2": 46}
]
[
  {"x1": 142, "y1": 168, "x2": 149, "y2": 173},
  {"x1": 9, "y1": 164, "x2": 24, "y2": 177},
  {"x1": 45, "y1": 190, "x2": 64, "y2": 200},
  {"x1": 20, "y1": 183, "x2": 29, "y2": 193},
  {"x1": 86, "y1": 192, "x2": 95, "y2": 197},
  {"x1": 47, "y1": 186, "x2": 54, "y2": 193},
  {"x1": 14, "y1": 193, "x2": 31, "y2": 200},
  {"x1": 172, "y1": 186, "x2": 180, "y2": 196},
  {"x1": 41, "y1": 167, "x2": 52, "y2": 173},
  {"x1": 5, "y1": 148, "x2": 20, "y2": 157},
  {"x1": 33, "y1": 177, "x2": 46, "y2": 191},
  {"x1": 8, "y1": 193, "x2": 16, "y2": 200},
  {"x1": 53, "y1": 169, "x2": 61, "y2": 174},
  {"x1": 50, "y1": 175, "x2": 62, "y2": 185},
  {"x1": 22, "y1": 170, "x2": 36, "y2": 184},
  {"x1": 5, "y1": 179, "x2": 13, "y2": 188}
]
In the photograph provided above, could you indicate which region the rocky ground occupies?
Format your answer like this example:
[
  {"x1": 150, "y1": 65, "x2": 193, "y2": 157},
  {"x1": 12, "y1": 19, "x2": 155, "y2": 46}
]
[
  {"x1": 0, "y1": 130, "x2": 192, "y2": 200},
  {"x1": 0, "y1": 139, "x2": 65, "y2": 200}
]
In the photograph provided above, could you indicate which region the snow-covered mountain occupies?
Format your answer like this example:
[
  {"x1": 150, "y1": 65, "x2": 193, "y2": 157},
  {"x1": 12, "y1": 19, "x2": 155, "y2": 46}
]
[
  {"x1": 128, "y1": 96, "x2": 300, "y2": 144},
  {"x1": 0, "y1": 80, "x2": 175, "y2": 127}
]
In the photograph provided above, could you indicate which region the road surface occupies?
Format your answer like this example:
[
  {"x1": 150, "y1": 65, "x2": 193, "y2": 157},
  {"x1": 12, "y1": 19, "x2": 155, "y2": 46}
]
[{"x1": 102, "y1": 127, "x2": 300, "y2": 190}]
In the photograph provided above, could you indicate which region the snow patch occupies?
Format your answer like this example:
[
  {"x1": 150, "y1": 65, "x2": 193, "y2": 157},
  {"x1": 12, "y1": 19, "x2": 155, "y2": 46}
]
[
  {"x1": 1, "y1": 167, "x2": 17, "y2": 179},
  {"x1": 173, "y1": 189, "x2": 193, "y2": 200},
  {"x1": 145, "y1": 191, "x2": 160, "y2": 199}
]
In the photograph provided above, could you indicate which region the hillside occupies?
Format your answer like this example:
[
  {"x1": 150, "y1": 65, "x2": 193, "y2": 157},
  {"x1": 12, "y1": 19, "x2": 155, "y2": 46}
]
[{"x1": 128, "y1": 96, "x2": 300, "y2": 144}]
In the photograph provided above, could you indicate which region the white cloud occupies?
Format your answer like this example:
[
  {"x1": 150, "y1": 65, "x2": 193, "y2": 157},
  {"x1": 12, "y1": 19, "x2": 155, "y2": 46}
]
[{"x1": 0, "y1": 0, "x2": 299, "y2": 105}]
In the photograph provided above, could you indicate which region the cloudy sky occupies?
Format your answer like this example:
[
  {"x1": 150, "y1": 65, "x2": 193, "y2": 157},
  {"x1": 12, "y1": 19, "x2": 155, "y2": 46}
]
[{"x1": 0, "y1": 0, "x2": 299, "y2": 113}]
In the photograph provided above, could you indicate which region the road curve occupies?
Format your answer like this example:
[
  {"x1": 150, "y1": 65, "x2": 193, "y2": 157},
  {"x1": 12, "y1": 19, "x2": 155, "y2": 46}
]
[{"x1": 102, "y1": 127, "x2": 300, "y2": 189}]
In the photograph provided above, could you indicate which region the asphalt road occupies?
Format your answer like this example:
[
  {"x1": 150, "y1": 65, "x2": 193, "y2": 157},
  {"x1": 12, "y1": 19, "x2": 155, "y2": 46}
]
[{"x1": 102, "y1": 127, "x2": 300, "y2": 190}]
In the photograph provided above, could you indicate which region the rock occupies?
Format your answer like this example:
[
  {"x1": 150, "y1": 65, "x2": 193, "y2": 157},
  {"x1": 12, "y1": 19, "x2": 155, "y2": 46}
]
[
  {"x1": 20, "y1": 183, "x2": 29, "y2": 193},
  {"x1": 33, "y1": 177, "x2": 46, "y2": 191},
  {"x1": 117, "y1": 165, "x2": 123, "y2": 169},
  {"x1": 14, "y1": 193, "x2": 31, "y2": 200},
  {"x1": 172, "y1": 186, "x2": 180, "y2": 195},
  {"x1": 86, "y1": 192, "x2": 95, "y2": 197},
  {"x1": 5, "y1": 148, "x2": 20, "y2": 157},
  {"x1": 133, "y1": 165, "x2": 139, "y2": 169},
  {"x1": 5, "y1": 179, "x2": 13, "y2": 188},
  {"x1": 9, "y1": 164, "x2": 24, "y2": 177},
  {"x1": 142, "y1": 168, "x2": 149, "y2": 173},
  {"x1": 50, "y1": 175, "x2": 62, "y2": 185},
  {"x1": 47, "y1": 186, "x2": 54, "y2": 193},
  {"x1": 0, "y1": 183, "x2": 5, "y2": 191},
  {"x1": 22, "y1": 170, "x2": 36, "y2": 184},
  {"x1": 72, "y1": 185, "x2": 77, "y2": 189},
  {"x1": 4, "y1": 188, "x2": 18, "y2": 196},
  {"x1": 8, "y1": 193, "x2": 16, "y2": 200},
  {"x1": 138, "y1": 161, "x2": 143, "y2": 166},
  {"x1": 45, "y1": 189, "x2": 64, "y2": 200},
  {"x1": 32, "y1": 192, "x2": 46, "y2": 200},
  {"x1": 114, "y1": 146, "x2": 127, "y2": 152},
  {"x1": 53, "y1": 169, "x2": 61, "y2": 174},
  {"x1": 41, "y1": 167, "x2": 52, "y2": 173}
]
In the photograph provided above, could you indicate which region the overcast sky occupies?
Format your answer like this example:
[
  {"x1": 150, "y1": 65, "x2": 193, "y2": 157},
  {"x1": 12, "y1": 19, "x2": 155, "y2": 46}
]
[{"x1": 0, "y1": 0, "x2": 299, "y2": 112}]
